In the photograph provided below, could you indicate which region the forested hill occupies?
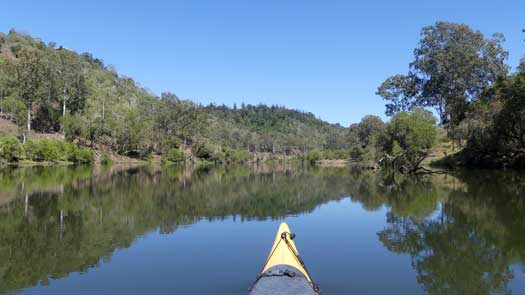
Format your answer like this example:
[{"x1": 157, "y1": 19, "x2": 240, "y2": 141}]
[
  {"x1": 3, "y1": 22, "x2": 523, "y2": 169},
  {"x1": 0, "y1": 30, "x2": 349, "y2": 158},
  {"x1": 204, "y1": 104, "x2": 347, "y2": 153}
]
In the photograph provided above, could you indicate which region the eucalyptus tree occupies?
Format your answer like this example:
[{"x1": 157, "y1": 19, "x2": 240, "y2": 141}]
[
  {"x1": 155, "y1": 92, "x2": 207, "y2": 151},
  {"x1": 0, "y1": 56, "x2": 7, "y2": 115},
  {"x1": 377, "y1": 22, "x2": 509, "y2": 129},
  {"x1": 56, "y1": 47, "x2": 87, "y2": 119},
  {"x1": 8, "y1": 47, "x2": 48, "y2": 135},
  {"x1": 356, "y1": 115, "x2": 385, "y2": 146}
]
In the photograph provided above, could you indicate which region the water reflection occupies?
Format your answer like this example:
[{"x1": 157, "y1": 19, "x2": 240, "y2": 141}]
[
  {"x1": 0, "y1": 165, "x2": 524, "y2": 294},
  {"x1": 376, "y1": 172, "x2": 525, "y2": 295}
]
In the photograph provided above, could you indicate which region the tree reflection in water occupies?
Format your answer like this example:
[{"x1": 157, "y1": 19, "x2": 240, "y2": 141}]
[{"x1": 0, "y1": 165, "x2": 523, "y2": 294}]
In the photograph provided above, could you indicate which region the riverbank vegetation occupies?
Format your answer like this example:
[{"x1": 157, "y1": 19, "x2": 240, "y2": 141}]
[
  {"x1": 0, "y1": 21, "x2": 523, "y2": 170},
  {"x1": 0, "y1": 30, "x2": 350, "y2": 165},
  {"x1": 0, "y1": 135, "x2": 93, "y2": 164},
  {"x1": 378, "y1": 21, "x2": 525, "y2": 169}
]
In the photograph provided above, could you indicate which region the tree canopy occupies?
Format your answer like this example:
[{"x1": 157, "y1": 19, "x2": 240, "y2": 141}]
[{"x1": 377, "y1": 22, "x2": 509, "y2": 129}]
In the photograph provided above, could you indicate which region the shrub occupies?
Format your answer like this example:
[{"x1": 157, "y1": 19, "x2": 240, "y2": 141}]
[
  {"x1": 350, "y1": 146, "x2": 364, "y2": 161},
  {"x1": 222, "y1": 148, "x2": 251, "y2": 164},
  {"x1": 322, "y1": 150, "x2": 336, "y2": 160},
  {"x1": 375, "y1": 108, "x2": 438, "y2": 170},
  {"x1": 0, "y1": 136, "x2": 22, "y2": 162},
  {"x1": 24, "y1": 139, "x2": 60, "y2": 161},
  {"x1": 63, "y1": 115, "x2": 86, "y2": 142},
  {"x1": 100, "y1": 152, "x2": 112, "y2": 165},
  {"x1": 70, "y1": 147, "x2": 94, "y2": 164},
  {"x1": 193, "y1": 144, "x2": 215, "y2": 160},
  {"x1": 164, "y1": 148, "x2": 185, "y2": 163},
  {"x1": 306, "y1": 150, "x2": 321, "y2": 163},
  {"x1": 0, "y1": 97, "x2": 27, "y2": 127},
  {"x1": 22, "y1": 139, "x2": 93, "y2": 163},
  {"x1": 334, "y1": 149, "x2": 350, "y2": 160}
]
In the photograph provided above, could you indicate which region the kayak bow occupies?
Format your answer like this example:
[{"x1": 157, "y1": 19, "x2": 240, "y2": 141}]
[{"x1": 249, "y1": 222, "x2": 319, "y2": 295}]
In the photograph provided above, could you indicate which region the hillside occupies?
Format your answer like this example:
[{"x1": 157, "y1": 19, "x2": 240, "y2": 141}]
[
  {"x1": 204, "y1": 104, "x2": 348, "y2": 153},
  {"x1": 0, "y1": 30, "x2": 349, "y2": 159}
]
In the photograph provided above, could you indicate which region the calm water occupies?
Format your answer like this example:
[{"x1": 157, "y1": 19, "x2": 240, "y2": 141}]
[{"x1": 0, "y1": 165, "x2": 524, "y2": 295}]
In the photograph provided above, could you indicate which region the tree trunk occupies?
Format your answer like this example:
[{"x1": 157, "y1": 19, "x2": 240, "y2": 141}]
[
  {"x1": 27, "y1": 105, "x2": 31, "y2": 131},
  {"x1": 61, "y1": 98, "x2": 67, "y2": 133},
  {"x1": 24, "y1": 194, "x2": 29, "y2": 218}
]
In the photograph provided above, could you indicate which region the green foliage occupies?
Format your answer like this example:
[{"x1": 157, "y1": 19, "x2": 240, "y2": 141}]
[
  {"x1": 204, "y1": 104, "x2": 350, "y2": 152},
  {"x1": 376, "y1": 75, "x2": 418, "y2": 116},
  {"x1": 195, "y1": 159, "x2": 215, "y2": 170},
  {"x1": 63, "y1": 114, "x2": 86, "y2": 142},
  {"x1": 350, "y1": 146, "x2": 364, "y2": 161},
  {"x1": 306, "y1": 150, "x2": 322, "y2": 163},
  {"x1": 0, "y1": 31, "x2": 356, "y2": 161},
  {"x1": 439, "y1": 71, "x2": 525, "y2": 168},
  {"x1": 22, "y1": 139, "x2": 93, "y2": 163},
  {"x1": 356, "y1": 115, "x2": 385, "y2": 146},
  {"x1": 334, "y1": 149, "x2": 350, "y2": 160},
  {"x1": 301, "y1": 149, "x2": 353, "y2": 162},
  {"x1": 347, "y1": 116, "x2": 385, "y2": 150},
  {"x1": 23, "y1": 139, "x2": 60, "y2": 161},
  {"x1": 70, "y1": 146, "x2": 94, "y2": 164},
  {"x1": 322, "y1": 150, "x2": 336, "y2": 160},
  {"x1": 164, "y1": 148, "x2": 185, "y2": 163},
  {"x1": 221, "y1": 148, "x2": 251, "y2": 164},
  {"x1": 155, "y1": 93, "x2": 207, "y2": 152},
  {"x1": 193, "y1": 144, "x2": 215, "y2": 160},
  {"x1": 0, "y1": 96, "x2": 27, "y2": 127},
  {"x1": 0, "y1": 136, "x2": 22, "y2": 162},
  {"x1": 377, "y1": 22, "x2": 509, "y2": 128},
  {"x1": 377, "y1": 108, "x2": 438, "y2": 165},
  {"x1": 100, "y1": 152, "x2": 112, "y2": 165}
]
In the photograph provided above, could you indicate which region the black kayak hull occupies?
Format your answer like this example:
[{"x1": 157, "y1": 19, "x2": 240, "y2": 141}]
[{"x1": 249, "y1": 265, "x2": 316, "y2": 295}]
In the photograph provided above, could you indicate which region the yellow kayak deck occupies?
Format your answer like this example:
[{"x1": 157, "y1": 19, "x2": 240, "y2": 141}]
[
  {"x1": 250, "y1": 222, "x2": 319, "y2": 294},
  {"x1": 260, "y1": 222, "x2": 314, "y2": 284}
]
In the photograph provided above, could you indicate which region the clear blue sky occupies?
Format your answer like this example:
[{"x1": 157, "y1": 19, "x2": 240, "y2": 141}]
[{"x1": 2, "y1": 0, "x2": 524, "y2": 126}]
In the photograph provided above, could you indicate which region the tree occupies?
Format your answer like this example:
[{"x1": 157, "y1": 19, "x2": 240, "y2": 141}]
[
  {"x1": 356, "y1": 115, "x2": 385, "y2": 146},
  {"x1": 518, "y1": 58, "x2": 525, "y2": 75},
  {"x1": 376, "y1": 74, "x2": 419, "y2": 116},
  {"x1": 56, "y1": 48, "x2": 87, "y2": 119},
  {"x1": 8, "y1": 47, "x2": 49, "y2": 135},
  {"x1": 155, "y1": 94, "x2": 207, "y2": 152},
  {"x1": 492, "y1": 71, "x2": 525, "y2": 162},
  {"x1": 160, "y1": 91, "x2": 179, "y2": 104},
  {"x1": 0, "y1": 56, "x2": 8, "y2": 114},
  {"x1": 376, "y1": 108, "x2": 438, "y2": 173},
  {"x1": 377, "y1": 22, "x2": 509, "y2": 129}
]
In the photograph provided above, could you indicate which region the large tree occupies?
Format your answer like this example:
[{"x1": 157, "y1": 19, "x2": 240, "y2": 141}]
[
  {"x1": 55, "y1": 47, "x2": 87, "y2": 119},
  {"x1": 8, "y1": 47, "x2": 49, "y2": 134},
  {"x1": 356, "y1": 115, "x2": 385, "y2": 146},
  {"x1": 377, "y1": 22, "x2": 509, "y2": 129}
]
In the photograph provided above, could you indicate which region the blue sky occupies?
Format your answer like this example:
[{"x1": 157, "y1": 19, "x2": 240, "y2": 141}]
[{"x1": 2, "y1": 0, "x2": 524, "y2": 126}]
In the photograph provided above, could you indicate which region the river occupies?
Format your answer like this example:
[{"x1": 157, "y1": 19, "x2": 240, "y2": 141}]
[{"x1": 0, "y1": 165, "x2": 524, "y2": 294}]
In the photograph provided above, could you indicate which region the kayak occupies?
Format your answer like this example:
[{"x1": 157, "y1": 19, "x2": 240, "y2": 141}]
[{"x1": 249, "y1": 222, "x2": 319, "y2": 295}]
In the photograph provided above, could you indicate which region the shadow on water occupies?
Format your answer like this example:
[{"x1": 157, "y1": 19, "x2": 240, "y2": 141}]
[{"x1": 0, "y1": 165, "x2": 524, "y2": 294}]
